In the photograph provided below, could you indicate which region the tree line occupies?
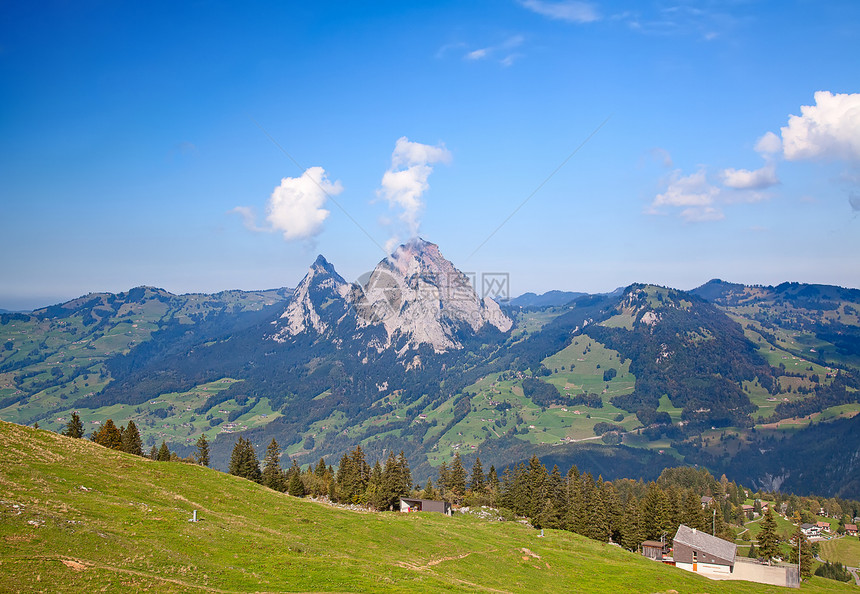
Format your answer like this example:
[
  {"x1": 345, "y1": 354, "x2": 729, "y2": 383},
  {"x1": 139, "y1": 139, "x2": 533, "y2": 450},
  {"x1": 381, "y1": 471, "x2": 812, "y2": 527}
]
[{"x1": 60, "y1": 412, "x2": 212, "y2": 466}]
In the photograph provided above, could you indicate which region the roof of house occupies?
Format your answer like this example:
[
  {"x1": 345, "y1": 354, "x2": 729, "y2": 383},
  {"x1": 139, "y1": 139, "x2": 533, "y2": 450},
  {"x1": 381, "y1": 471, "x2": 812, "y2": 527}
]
[
  {"x1": 701, "y1": 496, "x2": 713, "y2": 503},
  {"x1": 641, "y1": 540, "x2": 665, "y2": 548},
  {"x1": 816, "y1": 521, "x2": 830, "y2": 527},
  {"x1": 741, "y1": 504, "x2": 754, "y2": 510},
  {"x1": 673, "y1": 525, "x2": 737, "y2": 563},
  {"x1": 801, "y1": 523, "x2": 816, "y2": 530},
  {"x1": 844, "y1": 524, "x2": 857, "y2": 531}
]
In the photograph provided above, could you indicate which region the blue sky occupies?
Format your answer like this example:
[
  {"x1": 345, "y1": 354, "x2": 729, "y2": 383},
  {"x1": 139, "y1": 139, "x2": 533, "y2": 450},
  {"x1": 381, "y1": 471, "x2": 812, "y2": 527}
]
[{"x1": 2, "y1": 1, "x2": 859, "y2": 310}]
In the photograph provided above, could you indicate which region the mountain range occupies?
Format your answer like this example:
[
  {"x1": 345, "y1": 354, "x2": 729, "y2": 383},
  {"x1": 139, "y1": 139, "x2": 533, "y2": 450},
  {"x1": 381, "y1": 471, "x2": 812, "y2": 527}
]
[{"x1": 2, "y1": 239, "x2": 859, "y2": 497}]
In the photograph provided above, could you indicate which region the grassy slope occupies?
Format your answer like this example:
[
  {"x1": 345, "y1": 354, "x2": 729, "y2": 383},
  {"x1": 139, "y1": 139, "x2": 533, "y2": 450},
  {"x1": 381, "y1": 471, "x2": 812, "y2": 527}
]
[
  {"x1": 0, "y1": 422, "x2": 853, "y2": 593},
  {"x1": 819, "y1": 537, "x2": 860, "y2": 567}
]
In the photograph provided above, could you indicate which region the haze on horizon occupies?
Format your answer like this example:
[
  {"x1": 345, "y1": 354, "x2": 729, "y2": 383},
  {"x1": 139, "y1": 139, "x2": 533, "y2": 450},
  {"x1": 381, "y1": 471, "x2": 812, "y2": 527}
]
[{"x1": 2, "y1": 1, "x2": 859, "y2": 311}]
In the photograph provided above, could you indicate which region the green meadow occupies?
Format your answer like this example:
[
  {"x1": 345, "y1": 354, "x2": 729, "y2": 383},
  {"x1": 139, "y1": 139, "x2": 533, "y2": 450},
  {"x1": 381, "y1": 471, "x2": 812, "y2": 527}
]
[{"x1": 1, "y1": 420, "x2": 854, "y2": 593}]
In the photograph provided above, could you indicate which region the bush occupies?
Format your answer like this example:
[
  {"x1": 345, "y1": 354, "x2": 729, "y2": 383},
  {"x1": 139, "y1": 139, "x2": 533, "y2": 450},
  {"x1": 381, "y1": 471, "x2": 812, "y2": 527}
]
[{"x1": 814, "y1": 561, "x2": 853, "y2": 582}]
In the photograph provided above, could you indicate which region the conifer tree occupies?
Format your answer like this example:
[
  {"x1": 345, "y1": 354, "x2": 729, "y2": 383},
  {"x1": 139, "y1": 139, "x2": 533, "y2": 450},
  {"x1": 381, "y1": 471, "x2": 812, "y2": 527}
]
[
  {"x1": 149, "y1": 444, "x2": 158, "y2": 460},
  {"x1": 315, "y1": 458, "x2": 327, "y2": 477},
  {"x1": 486, "y1": 465, "x2": 500, "y2": 507},
  {"x1": 262, "y1": 438, "x2": 285, "y2": 491},
  {"x1": 367, "y1": 460, "x2": 385, "y2": 509},
  {"x1": 602, "y1": 480, "x2": 623, "y2": 543},
  {"x1": 421, "y1": 478, "x2": 439, "y2": 500},
  {"x1": 92, "y1": 419, "x2": 123, "y2": 450},
  {"x1": 470, "y1": 457, "x2": 485, "y2": 493},
  {"x1": 195, "y1": 434, "x2": 210, "y2": 467},
  {"x1": 747, "y1": 542, "x2": 758, "y2": 559},
  {"x1": 641, "y1": 483, "x2": 673, "y2": 542},
  {"x1": 526, "y1": 455, "x2": 547, "y2": 519},
  {"x1": 437, "y1": 461, "x2": 450, "y2": 496},
  {"x1": 789, "y1": 525, "x2": 813, "y2": 577},
  {"x1": 449, "y1": 452, "x2": 467, "y2": 501},
  {"x1": 62, "y1": 412, "x2": 84, "y2": 439},
  {"x1": 288, "y1": 469, "x2": 306, "y2": 497},
  {"x1": 121, "y1": 420, "x2": 143, "y2": 456},
  {"x1": 757, "y1": 508, "x2": 781, "y2": 564},
  {"x1": 682, "y1": 489, "x2": 707, "y2": 531},
  {"x1": 564, "y1": 466, "x2": 582, "y2": 532},
  {"x1": 157, "y1": 440, "x2": 171, "y2": 461},
  {"x1": 584, "y1": 474, "x2": 609, "y2": 541},
  {"x1": 396, "y1": 451, "x2": 412, "y2": 497},
  {"x1": 228, "y1": 436, "x2": 261, "y2": 482},
  {"x1": 620, "y1": 498, "x2": 645, "y2": 551}
]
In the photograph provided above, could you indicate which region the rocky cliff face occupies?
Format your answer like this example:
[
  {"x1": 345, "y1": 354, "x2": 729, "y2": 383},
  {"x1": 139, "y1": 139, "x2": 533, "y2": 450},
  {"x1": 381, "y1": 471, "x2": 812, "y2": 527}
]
[
  {"x1": 271, "y1": 239, "x2": 512, "y2": 353},
  {"x1": 272, "y1": 255, "x2": 351, "y2": 342},
  {"x1": 354, "y1": 238, "x2": 512, "y2": 352}
]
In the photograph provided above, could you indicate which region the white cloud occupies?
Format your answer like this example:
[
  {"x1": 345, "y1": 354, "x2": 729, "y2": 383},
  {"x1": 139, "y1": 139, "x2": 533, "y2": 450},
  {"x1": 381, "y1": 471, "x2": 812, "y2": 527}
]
[
  {"x1": 378, "y1": 137, "x2": 451, "y2": 237},
  {"x1": 680, "y1": 206, "x2": 724, "y2": 222},
  {"x1": 265, "y1": 167, "x2": 343, "y2": 241},
  {"x1": 781, "y1": 91, "x2": 860, "y2": 162},
  {"x1": 519, "y1": 0, "x2": 600, "y2": 23},
  {"x1": 755, "y1": 131, "x2": 782, "y2": 154},
  {"x1": 464, "y1": 35, "x2": 524, "y2": 66},
  {"x1": 721, "y1": 162, "x2": 778, "y2": 190},
  {"x1": 652, "y1": 168, "x2": 719, "y2": 208}
]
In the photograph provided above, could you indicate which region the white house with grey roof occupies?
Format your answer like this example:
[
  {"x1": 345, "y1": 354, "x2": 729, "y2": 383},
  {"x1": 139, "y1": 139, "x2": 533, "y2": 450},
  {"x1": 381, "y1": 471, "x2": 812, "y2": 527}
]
[
  {"x1": 672, "y1": 525, "x2": 799, "y2": 587},
  {"x1": 672, "y1": 525, "x2": 737, "y2": 576}
]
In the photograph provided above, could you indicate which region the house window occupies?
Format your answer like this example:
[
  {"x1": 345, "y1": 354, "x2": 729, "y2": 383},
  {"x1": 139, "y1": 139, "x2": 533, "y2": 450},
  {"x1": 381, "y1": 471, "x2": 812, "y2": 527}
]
[{"x1": 692, "y1": 551, "x2": 698, "y2": 562}]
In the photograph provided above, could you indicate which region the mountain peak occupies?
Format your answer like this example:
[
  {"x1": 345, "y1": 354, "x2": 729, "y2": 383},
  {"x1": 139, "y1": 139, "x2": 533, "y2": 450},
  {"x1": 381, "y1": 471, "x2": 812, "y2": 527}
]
[
  {"x1": 272, "y1": 256, "x2": 350, "y2": 341},
  {"x1": 356, "y1": 238, "x2": 512, "y2": 353}
]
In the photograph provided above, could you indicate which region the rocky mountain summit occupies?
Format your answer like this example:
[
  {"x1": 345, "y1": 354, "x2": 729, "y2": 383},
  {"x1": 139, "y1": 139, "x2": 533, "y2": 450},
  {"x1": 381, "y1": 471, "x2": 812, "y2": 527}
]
[{"x1": 272, "y1": 238, "x2": 512, "y2": 353}]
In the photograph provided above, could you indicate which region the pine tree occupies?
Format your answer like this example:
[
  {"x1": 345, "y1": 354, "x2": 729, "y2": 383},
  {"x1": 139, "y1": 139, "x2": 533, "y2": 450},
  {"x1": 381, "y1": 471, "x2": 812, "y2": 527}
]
[
  {"x1": 421, "y1": 479, "x2": 439, "y2": 500},
  {"x1": 641, "y1": 483, "x2": 672, "y2": 542},
  {"x1": 757, "y1": 508, "x2": 781, "y2": 564},
  {"x1": 449, "y1": 452, "x2": 467, "y2": 502},
  {"x1": 564, "y1": 466, "x2": 582, "y2": 532},
  {"x1": 62, "y1": 412, "x2": 84, "y2": 439},
  {"x1": 262, "y1": 438, "x2": 285, "y2": 491},
  {"x1": 747, "y1": 542, "x2": 758, "y2": 559},
  {"x1": 602, "y1": 480, "x2": 623, "y2": 543},
  {"x1": 195, "y1": 434, "x2": 210, "y2": 467},
  {"x1": 228, "y1": 436, "x2": 261, "y2": 482},
  {"x1": 396, "y1": 451, "x2": 412, "y2": 497},
  {"x1": 486, "y1": 465, "x2": 500, "y2": 507},
  {"x1": 157, "y1": 441, "x2": 171, "y2": 461},
  {"x1": 437, "y1": 461, "x2": 450, "y2": 497},
  {"x1": 149, "y1": 444, "x2": 158, "y2": 460},
  {"x1": 526, "y1": 455, "x2": 547, "y2": 519},
  {"x1": 92, "y1": 419, "x2": 123, "y2": 450},
  {"x1": 683, "y1": 489, "x2": 707, "y2": 532},
  {"x1": 789, "y1": 525, "x2": 813, "y2": 577},
  {"x1": 367, "y1": 460, "x2": 385, "y2": 509},
  {"x1": 288, "y1": 470, "x2": 306, "y2": 497},
  {"x1": 121, "y1": 420, "x2": 143, "y2": 456},
  {"x1": 470, "y1": 457, "x2": 485, "y2": 493},
  {"x1": 620, "y1": 498, "x2": 645, "y2": 551}
]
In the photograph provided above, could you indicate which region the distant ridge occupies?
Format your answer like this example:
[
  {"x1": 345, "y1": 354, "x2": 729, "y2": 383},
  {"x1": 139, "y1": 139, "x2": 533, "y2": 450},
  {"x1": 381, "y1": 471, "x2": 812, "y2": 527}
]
[{"x1": 508, "y1": 290, "x2": 586, "y2": 308}]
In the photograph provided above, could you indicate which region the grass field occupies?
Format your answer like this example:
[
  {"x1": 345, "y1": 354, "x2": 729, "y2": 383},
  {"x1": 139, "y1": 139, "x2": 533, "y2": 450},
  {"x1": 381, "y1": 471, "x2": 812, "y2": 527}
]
[
  {"x1": 819, "y1": 536, "x2": 860, "y2": 567},
  {"x1": 0, "y1": 420, "x2": 854, "y2": 593}
]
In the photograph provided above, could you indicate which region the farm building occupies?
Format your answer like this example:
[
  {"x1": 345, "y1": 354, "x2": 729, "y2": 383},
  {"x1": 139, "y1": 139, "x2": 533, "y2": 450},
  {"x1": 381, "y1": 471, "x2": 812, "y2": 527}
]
[
  {"x1": 673, "y1": 525, "x2": 737, "y2": 576},
  {"x1": 641, "y1": 540, "x2": 668, "y2": 561},
  {"x1": 399, "y1": 498, "x2": 451, "y2": 515}
]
